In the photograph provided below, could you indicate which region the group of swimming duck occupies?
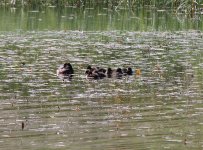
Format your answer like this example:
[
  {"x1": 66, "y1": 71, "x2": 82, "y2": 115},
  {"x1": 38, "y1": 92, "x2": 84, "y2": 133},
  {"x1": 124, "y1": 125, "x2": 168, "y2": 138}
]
[{"x1": 57, "y1": 63, "x2": 137, "y2": 80}]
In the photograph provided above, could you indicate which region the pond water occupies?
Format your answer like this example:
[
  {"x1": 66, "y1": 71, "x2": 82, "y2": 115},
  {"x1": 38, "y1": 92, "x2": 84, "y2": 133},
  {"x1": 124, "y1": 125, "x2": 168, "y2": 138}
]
[
  {"x1": 0, "y1": 6, "x2": 203, "y2": 150},
  {"x1": 1, "y1": 6, "x2": 203, "y2": 31}
]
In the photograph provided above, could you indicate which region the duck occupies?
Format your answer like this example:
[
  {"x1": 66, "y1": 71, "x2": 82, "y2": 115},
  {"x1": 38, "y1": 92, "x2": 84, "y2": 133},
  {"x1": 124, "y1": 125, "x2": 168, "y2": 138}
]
[
  {"x1": 135, "y1": 68, "x2": 141, "y2": 76},
  {"x1": 123, "y1": 67, "x2": 133, "y2": 75},
  {"x1": 57, "y1": 63, "x2": 74, "y2": 78},
  {"x1": 107, "y1": 67, "x2": 123, "y2": 78},
  {"x1": 127, "y1": 67, "x2": 133, "y2": 75},
  {"x1": 85, "y1": 65, "x2": 97, "y2": 79},
  {"x1": 107, "y1": 67, "x2": 133, "y2": 78},
  {"x1": 107, "y1": 67, "x2": 113, "y2": 78},
  {"x1": 96, "y1": 67, "x2": 106, "y2": 78},
  {"x1": 85, "y1": 65, "x2": 106, "y2": 79},
  {"x1": 116, "y1": 68, "x2": 123, "y2": 78}
]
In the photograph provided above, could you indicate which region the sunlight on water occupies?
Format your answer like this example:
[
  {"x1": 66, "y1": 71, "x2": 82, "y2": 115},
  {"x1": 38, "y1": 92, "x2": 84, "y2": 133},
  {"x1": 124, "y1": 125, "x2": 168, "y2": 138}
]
[{"x1": 0, "y1": 29, "x2": 203, "y2": 150}]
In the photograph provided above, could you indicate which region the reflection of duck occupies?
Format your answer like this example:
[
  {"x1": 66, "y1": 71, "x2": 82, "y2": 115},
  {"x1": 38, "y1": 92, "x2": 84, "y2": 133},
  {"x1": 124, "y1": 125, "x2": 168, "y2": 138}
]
[
  {"x1": 57, "y1": 63, "x2": 74, "y2": 78},
  {"x1": 85, "y1": 65, "x2": 106, "y2": 79}
]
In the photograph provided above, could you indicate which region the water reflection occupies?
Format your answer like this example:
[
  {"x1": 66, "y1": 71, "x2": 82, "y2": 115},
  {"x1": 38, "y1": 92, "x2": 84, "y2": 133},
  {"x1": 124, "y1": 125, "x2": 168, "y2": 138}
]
[{"x1": 0, "y1": 7, "x2": 203, "y2": 31}]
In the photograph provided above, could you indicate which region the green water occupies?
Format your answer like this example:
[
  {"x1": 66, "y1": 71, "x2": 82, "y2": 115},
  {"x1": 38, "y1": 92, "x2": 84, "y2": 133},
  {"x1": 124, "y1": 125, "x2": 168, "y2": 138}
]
[{"x1": 0, "y1": 6, "x2": 203, "y2": 150}]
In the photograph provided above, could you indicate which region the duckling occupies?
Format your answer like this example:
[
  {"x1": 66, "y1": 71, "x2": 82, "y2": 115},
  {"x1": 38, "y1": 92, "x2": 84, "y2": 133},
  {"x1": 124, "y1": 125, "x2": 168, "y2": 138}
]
[
  {"x1": 135, "y1": 68, "x2": 141, "y2": 76},
  {"x1": 123, "y1": 67, "x2": 133, "y2": 76},
  {"x1": 122, "y1": 68, "x2": 128, "y2": 75},
  {"x1": 116, "y1": 68, "x2": 123, "y2": 78},
  {"x1": 107, "y1": 67, "x2": 113, "y2": 78},
  {"x1": 96, "y1": 67, "x2": 106, "y2": 79},
  {"x1": 107, "y1": 67, "x2": 123, "y2": 79},
  {"x1": 127, "y1": 67, "x2": 133, "y2": 75},
  {"x1": 85, "y1": 65, "x2": 93, "y2": 74},
  {"x1": 85, "y1": 65, "x2": 99, "y2": 79},
  {"x1": 86, "y1": 69, "x2": 100, "y2": 79}
]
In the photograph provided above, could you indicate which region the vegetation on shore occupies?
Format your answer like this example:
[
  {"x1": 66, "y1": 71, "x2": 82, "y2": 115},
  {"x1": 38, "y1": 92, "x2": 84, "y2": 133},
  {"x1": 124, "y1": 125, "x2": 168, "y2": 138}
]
[{"x1": 0, "y1": 0, "x2": 203, "y2": 15}]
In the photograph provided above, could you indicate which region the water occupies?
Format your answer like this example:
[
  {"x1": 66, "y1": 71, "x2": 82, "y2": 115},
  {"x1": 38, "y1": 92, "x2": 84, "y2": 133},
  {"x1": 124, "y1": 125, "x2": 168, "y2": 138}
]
[
  {"x1": 1, "y1": 6, "x2": 203, "y2": 31},
  {"x1": 0, "y1": 7, "x2": 203, "y2": 150}
]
